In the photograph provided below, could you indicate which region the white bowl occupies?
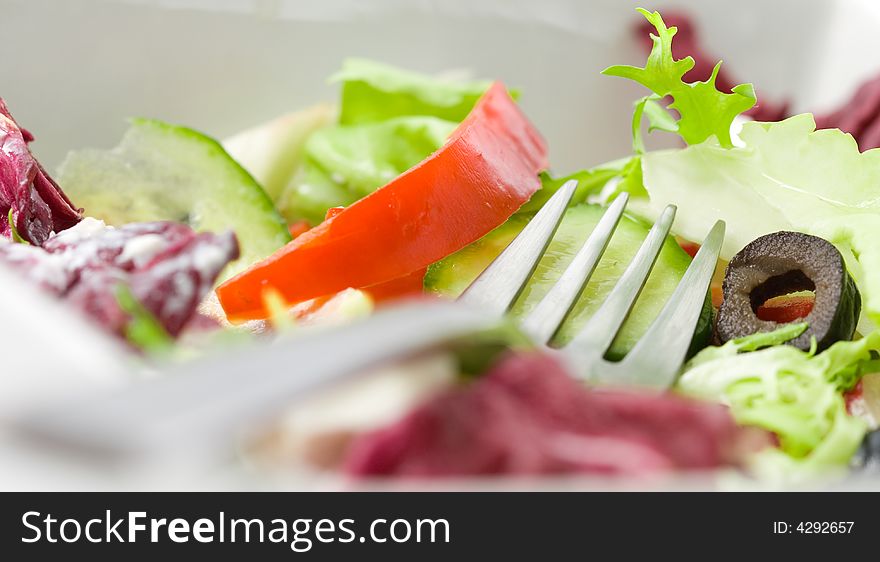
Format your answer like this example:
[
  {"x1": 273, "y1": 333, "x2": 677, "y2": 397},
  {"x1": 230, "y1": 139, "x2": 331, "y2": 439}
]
[
  {"x1": 3, "y1": 0, "x2": 880, "y2": 490},
  {"x1": 9, "y1": 0, "x2": 880, "y2": 173}
]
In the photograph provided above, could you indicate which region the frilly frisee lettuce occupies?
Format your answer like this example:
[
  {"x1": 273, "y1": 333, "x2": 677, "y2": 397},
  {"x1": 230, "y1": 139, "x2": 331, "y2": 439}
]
[
  {"x1": 542, "y1": 8, "x2": 880, "y2": 478},
  {"x1": 602, "y1": 8, "x2": 756, "y2": 151},
  {"x1": 536, "y1": 7, "x2": 756, "y2": 211},
  {"x1": 548, "y1": 10, "x2": 880, "y2": 334},
  {"x1": 678, "y1": 324, "x2": 876, "y2": 478}
]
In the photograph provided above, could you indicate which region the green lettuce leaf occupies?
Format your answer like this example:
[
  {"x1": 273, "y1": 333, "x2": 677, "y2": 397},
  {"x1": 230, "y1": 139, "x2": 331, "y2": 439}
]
[
  {"x1": 678, "y1": 326, "x2": 875, "y2": 477},
  {"x1": 286, "y1": 116, "x2": 457, "y2": 224},
  {"x1": 518, "y1": 161, "x2": 631, "y2": 214},
  {"x1": 603, "y1": 9, "x2": 756, "y2": 148},
  {"x1": 278, "y1": 59, "x2": 497, "y2": 223},
  {"x1": 334, "y1": 58, "x2": 494, "y2": 125},
  {"x1": 625, "y1": 114, "x2": 880, "y2": 328}
]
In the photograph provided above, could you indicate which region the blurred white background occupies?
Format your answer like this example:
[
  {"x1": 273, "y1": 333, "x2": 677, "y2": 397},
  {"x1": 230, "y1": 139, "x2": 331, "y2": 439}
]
[{"x1": 5, "y1": 0, "x2": 880, "y2": 174}]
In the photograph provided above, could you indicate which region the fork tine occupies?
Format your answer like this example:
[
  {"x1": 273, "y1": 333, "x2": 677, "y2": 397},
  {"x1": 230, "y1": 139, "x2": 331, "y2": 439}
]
[
  {"x1": 565, "y1": 204, "x2": 677, "y2": 355},
  {"x1": 520, "y1": 192, "x2": 629, "y2": 344},
  {"x1": 614, "y1": 220, "x2": 725, "y2": 388},
  {"x1": 457, "y1": 180, "x2": 577, "y2": 316}
]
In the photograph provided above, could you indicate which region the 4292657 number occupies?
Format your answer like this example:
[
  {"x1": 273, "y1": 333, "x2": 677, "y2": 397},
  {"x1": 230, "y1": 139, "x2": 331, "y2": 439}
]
[{"x1": 773, "y1": 521, "x2": 854, "y2": 534}]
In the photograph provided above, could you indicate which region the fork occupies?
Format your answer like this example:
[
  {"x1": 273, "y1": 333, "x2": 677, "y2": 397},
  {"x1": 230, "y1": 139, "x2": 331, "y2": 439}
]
[
  {"x1": 13, "y1": 181, "x2": 722, "y2": 460},
  {"x1": 459, "y1": 180, "x2": 725, "y2": 389}
]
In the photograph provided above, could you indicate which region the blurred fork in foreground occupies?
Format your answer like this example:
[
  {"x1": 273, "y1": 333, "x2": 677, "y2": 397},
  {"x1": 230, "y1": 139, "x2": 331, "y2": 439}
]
[
  {"x1": 14, "y1": 180, "x2": 722, "y2": 460},
  {"x1": 459, "y1": 180, "x2": 725, "y2": 389}
]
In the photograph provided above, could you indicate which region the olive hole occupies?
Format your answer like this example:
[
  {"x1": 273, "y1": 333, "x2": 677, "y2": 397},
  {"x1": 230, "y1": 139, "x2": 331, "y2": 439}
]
[{"x1": 750, "y1": 270, "x2": 816, "y2": 322}]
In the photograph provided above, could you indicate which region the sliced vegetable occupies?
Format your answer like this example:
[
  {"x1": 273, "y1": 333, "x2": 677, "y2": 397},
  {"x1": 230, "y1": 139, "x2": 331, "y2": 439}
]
[
  {"x1": 217, "y1": 82, "x2": 547, "y2": 320},
  {"x1": 1, "y1": 98, "x2": 81, "y2": 245},
  {"x1": 756, "y1": 294, "x2": 815, "y2": 323},
  {"x1": 57, "y1": 118, "x2": 290, "y2": 277},
  {"x1": 222, "y1": 103, "x2": 336, "y2": 222},
  {"x1": 363, "y1": 268, "x2": 427, "y2": 303},
  {"x1": 426, "y1": 204, "x2": 711, "y2": 359},
  {"x1": 716, "y1": 231, "x2": 860, "y2": 351},
  {"x1": 287, "y1": 116, "x2": 457, "y2": 224},
  {"x1": 272, "y1": 60, "x2": 499, "y2": 225},
  {"x1": 624, "y1": 114, "x2": 880, "y2": 333}
]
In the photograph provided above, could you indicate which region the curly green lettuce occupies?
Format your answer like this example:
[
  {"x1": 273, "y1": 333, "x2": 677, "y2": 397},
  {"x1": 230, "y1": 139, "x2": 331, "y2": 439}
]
[
  {"x1": 678, "y1": 325, "x2": 875, "y2": 480},
  {"x1": 603, "y1": 8, "x2": 756, "y2": 149}
]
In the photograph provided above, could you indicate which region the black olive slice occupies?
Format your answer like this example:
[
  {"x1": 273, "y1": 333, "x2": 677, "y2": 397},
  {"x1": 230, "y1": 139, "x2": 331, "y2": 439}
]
[{"x1": 715, "y1": 231, "x2": 860, "y2": 351}]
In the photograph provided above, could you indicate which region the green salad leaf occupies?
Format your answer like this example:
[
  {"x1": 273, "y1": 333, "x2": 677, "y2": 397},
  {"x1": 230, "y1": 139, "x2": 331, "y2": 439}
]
[
  {"x1": 603, "y1": 9, "x2": 756, "y2": 148},
  {"x1": 678, "y1": 326, "x2": 876, "y2": 478},
  {"x1": 334, "y1": 58, "x2": 494, "y2": 124},
  {"x1": 278, "y1": 59, "x2": 497, "y2": 224},
  {"x1": 286, "y1": 116, "x2": 457, "y2": 224},
  {"x1": 626, "y1": 114, "x2": 880, "y2": 329},
  {"x1": 518, "y1": 161, "x2": 630, "y2": 214}
]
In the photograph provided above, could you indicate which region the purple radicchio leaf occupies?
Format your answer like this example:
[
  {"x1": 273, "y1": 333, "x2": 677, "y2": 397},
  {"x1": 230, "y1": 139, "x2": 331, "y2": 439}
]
[
  {"x1": 0, "y1": 219, "x2": 239, "y2": 341},
  {"x1": 0, "y1": 98, "x2": 82, "y2": 246}
]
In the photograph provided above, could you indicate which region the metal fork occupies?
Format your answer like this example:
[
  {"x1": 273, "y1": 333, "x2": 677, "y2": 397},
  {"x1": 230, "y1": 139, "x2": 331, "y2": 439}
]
[
  {"x1": 12, "y1": 181, "x2": 722, "y2": 460},
  {"x1": 459, "y1": 180, "x2": 725, "y2": 389}
]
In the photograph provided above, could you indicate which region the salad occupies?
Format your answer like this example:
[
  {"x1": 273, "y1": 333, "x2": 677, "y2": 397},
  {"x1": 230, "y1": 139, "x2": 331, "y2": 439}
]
[{"x1": 3, "y1": 8, "x2": 880, "y2": 485}]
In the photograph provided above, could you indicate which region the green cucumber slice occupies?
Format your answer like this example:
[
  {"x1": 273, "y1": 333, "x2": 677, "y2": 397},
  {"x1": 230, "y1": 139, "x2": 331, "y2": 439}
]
[
  {"x1": 57, "y1": 118, "x2": 291, "y2": 278},
  {"x1": 425, "y1": 203, "x2": 712, "y2": 359}
]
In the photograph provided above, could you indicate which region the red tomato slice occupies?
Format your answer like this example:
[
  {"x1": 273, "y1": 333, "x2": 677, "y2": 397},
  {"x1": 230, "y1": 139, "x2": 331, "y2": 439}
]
[
  {"x1": 218, "y1": 83, "x2": 547, "y2": 321},
  {"x1": 363, "y1": 268, "x2": 427, "y2": 303}
]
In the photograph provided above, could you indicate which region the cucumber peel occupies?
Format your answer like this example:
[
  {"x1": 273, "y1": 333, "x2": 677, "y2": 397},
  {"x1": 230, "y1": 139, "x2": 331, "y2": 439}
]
[
  {"x1": 426, "y1": 203, "x2": 712, "y2": 360},
  {"x1": 58, "y1": 118, "x2": 291, "y2": 278}
]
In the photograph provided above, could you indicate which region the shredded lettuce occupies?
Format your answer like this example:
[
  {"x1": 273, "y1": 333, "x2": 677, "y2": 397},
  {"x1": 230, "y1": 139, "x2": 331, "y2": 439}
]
[{"x1": 678, "y1": 326, "x2": 875, "y2": 478}]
